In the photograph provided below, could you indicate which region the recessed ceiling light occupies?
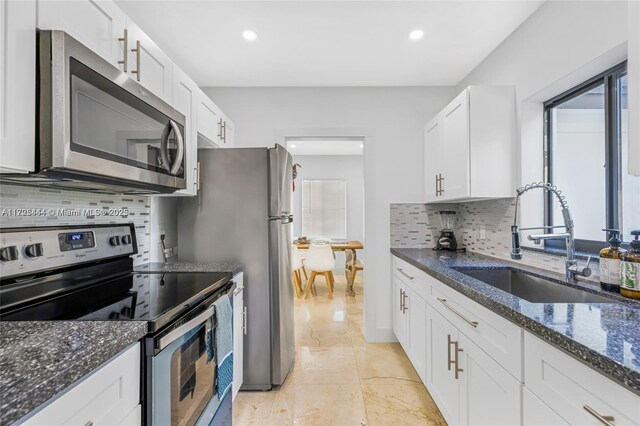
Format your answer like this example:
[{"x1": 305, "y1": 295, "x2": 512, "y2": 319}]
[
  {"x1": 409, "y1": 29, "x2": 424, "y2": 41},
  {"x1": 360, "y1": 144, "x2": 364, "y2": 148},
  {"x1": 290, "y1": 144, "x2": 296, "y2": 149},
  {"x1": 242, "y1": 30, "x2": 257, "y2": 41}
]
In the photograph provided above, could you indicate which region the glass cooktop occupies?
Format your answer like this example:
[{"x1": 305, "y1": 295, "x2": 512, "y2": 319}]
[{"x1": 1, "y1": 269, "x2": 231, "y2": 333}]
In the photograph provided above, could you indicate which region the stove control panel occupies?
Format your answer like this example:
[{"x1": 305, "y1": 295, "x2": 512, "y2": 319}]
[{"x1": 0, "y1": 224, "x2": 137, "y2": 280}]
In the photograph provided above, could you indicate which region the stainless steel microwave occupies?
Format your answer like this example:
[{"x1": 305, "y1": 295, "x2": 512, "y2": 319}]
[{"x1": 3, "y1": 30, "x2": 186, "y2": 194}]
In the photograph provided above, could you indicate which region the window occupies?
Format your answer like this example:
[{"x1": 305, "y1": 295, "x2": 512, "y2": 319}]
[
  {"x1": 544, "y1": 61, "x2": 639, "y2": 252},
  {"x1": 302, "y1": 180, "x2": 347, "y2": 240}
]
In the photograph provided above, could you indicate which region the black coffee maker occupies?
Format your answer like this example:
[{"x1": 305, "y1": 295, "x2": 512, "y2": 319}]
[{"x1": 434, "y1": 209, "x2": 459, "y2": 251}]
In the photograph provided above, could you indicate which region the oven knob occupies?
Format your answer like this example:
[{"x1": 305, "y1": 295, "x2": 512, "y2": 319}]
[
  {"x1": 109, "y1": 236, "x2": 121, "y2": 246},
  {"x1": 0, "y1": 246, "x2": 19, "y2": 261},
  {"x1": 121, "y1": 235, "x2": 132, "y2": 245},
  {"x1": 25, "y1": 243, "x2": 44, "y2": 258}
]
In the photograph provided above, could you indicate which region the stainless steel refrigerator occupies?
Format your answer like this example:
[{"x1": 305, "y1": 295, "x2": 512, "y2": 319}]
[{"x1": 177, "y1": 144, "x2": 295, "y2": 390}]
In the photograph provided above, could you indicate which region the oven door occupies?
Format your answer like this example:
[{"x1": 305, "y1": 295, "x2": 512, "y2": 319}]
[
  {"x1": 39, "y1": 30, "x2": 186, "y2": 191},
  {"x1": 147, "y1": 283, "x2": 235, "y2": 426}
]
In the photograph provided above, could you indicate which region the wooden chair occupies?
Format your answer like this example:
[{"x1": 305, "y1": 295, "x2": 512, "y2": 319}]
[
  {"x1": 303, "y1": 243, "x2": 336, "y2": 298},
  {"x1": 346, "y1": 250, "x2": 364, "y2": 290},
  {"x1": 291, "y1": 246, "x2": 305, "y2": 298}
]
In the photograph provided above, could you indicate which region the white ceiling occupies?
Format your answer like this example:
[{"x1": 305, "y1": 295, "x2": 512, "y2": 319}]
[
  {"x1": 115, "y1": 1, "x2": 544, "y2": 87},
  {"x1": 286, "y1": 139, "x2": 364, "y2": 156}
]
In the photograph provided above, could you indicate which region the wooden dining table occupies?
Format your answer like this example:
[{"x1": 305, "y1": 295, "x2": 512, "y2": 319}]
[{"x1": 294, "y1": 240, "x2": 364, "y2": 296}]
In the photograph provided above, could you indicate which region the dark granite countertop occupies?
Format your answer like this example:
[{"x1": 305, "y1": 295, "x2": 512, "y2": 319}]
[
  {"x1": 0, "y1": 321, "x2": 147, "y2": 425},
  {"x1": 134, "y1": 260, "x2": 244, "y2": 276},
  {"x1": 391, "y1": 248, "x2": 640, "y2": 395}
]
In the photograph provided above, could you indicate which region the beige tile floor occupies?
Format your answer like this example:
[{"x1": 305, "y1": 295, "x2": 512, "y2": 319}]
[{"x1": 233, "y1": 274, "x2": 447, "y2": 425}]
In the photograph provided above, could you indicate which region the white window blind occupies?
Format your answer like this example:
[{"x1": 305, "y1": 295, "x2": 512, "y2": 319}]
[{"x1": 302, "y1": 180, "x2": 346, "y2": 239}]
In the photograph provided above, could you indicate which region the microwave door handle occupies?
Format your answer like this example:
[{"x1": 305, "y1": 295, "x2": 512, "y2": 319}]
[
  {"x1": 160, "y1": 121, "x2": 173, "y2": 174},
  {"x1": 169, "y1": 120, "x2": 184, "y2": 176}
]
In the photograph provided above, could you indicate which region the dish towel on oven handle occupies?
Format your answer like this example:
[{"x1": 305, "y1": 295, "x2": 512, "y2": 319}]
[{"x1": 213, "y1": 293, "x2": 233, "y2": 400}]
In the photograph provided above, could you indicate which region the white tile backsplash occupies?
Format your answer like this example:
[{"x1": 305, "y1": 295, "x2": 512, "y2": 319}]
[
  {"x1": 391, "y1": 199, "x2": 599, "y2": 282},
  {"x1": 0, "y1": 184, "x2": 151, "y2": 265}
]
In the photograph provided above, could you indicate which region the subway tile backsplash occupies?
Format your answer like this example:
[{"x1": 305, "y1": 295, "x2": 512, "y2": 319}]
[
  {"x1": 0, "y1": 185, "x2": 151, "y2": 265},
  {"x1": 390, "y1": 199, "x2": 599, "y2": 282}
]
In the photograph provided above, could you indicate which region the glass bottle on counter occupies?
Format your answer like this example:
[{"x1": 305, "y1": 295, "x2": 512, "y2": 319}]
[
  {"x1": 620, "y1": 230, "x2": 640, "y2": 299},
  {"x1": 599, "y1": 229, "x2": 626, "y2": 292}
]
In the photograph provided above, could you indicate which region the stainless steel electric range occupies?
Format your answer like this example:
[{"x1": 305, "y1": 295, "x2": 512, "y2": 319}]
[{"x1": 0, "y1": 224, "x2": 235, "y2": 426}]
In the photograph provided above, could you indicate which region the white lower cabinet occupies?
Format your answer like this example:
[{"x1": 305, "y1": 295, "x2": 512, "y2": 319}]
[
  {"x1": 458, "y1": 333, "x2": 521, "y2": 425},
  {"x1": 404, "y1": 285, "x2": 427, "y2": 382},
  {"x1": 232, "y1": 272, "x2": 245, "y2": 401},
  {"x1": 392, "y1": 275, "x2": 408, "y2": 348},
  {"x1": 523, "y1": 388, "x2": 569, "y2": 426},
  {"x1": 392, "y1": 254, "x2": 640, "y2": 426},
  {"x1": 24, "y1": 343, "x2": 141, "y2": 425},
  {"x1": 524, "y1": 332, "x2": 640, "y2": 426},
  {"x1": 426, "y1": 307, "x2": 461, "y2": 425}
]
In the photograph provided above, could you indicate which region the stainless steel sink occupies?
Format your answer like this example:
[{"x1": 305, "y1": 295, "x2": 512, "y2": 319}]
[{"x1": 457, "y1": 268, "x2": 613, "y2": 303}]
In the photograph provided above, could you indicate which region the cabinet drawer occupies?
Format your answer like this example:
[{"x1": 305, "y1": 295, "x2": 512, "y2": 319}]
[
  {"x1": 427, "y1": 276, "x2": 522, "y2": 380},
  {"x1": 392, "y1": 256, "x2": 429, "y2": 300},
  {"x1": 524, "y1": 332, "x2": 640, "y2": 426},
  {"x1": 25, "y1": 344, "x2": 141, "y2": 426}
]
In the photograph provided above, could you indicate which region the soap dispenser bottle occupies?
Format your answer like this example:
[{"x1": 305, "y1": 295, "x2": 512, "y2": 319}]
[
  {"x1": 599, "y1": 229, "x2": 626, "y2": 292},
  {"x1": 621, "y1": 230, "x2": 640, "y2": 299}
]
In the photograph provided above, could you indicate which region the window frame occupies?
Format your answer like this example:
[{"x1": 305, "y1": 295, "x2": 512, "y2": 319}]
[
  {"x1": 301, "y1": 179, "x2": 348, "y2": 240},
  {"x1": 543, "y1": 61, "x2": 628, "y2": 254}
]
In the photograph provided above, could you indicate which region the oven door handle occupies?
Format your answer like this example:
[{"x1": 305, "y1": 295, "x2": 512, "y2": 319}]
[{"x1": 157, "y1": 304, "x2": 214, "y2": 350}]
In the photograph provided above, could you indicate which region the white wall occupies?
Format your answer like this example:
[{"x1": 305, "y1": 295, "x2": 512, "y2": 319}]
[
  {"x1": 292, "y1": 154, "x2": 365, "y2": 272},
  {"x1": 456, "y1": 0, "x2": 629, "y2": 245},
  {"x1": 202, "y1": 86, "x2": 457, "y2": 342}
]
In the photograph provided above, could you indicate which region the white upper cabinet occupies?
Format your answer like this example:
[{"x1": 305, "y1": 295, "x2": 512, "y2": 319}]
[
  {"x1": 172, "y1": 65, "x2": 199, "y2": 196},
  {"x1": 37, "y1": 0, "x2": 127, "y2": 69},
  {"x1": 125, "y1": 19, "x2": 172, "y2": 103},
  {"x1": 197, "y1": 93, "x2": 223, "y2": 148},
  {"x1": 0, "y1": 0, "x2": 36, "y2": 173},
  {"x1": 424, "y1": 86, "x2": 516, "y2": 203},
  {"x1": 197, "y1": 93, "x2": 235, "y2": 148}
]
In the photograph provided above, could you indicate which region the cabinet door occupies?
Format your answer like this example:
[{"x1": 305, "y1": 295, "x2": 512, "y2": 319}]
[
  {"x1": 197, "y1": 93, "x2": 223, "y2": 148},
  {"x1": 426, "y1": 308, "x2": 459, "y2": 425},
  {"x1": 0, "y1": 0, "x2": 36, "y2": 173},
  {"x1": 172, "y1": 66, "x2": 198, "y2": 196},
  {"x1": 37, "y1": 0, "x2": 126, "y2": 68},
  {"x1": 441, "y1": 89, "x2": 470, "y2": 200},
  {"x1": 233, "y1": 282, "x2": 244, "y2": 400},
  {"x1": 458, "y1": 334, "x2": 521, "y2": 426},
  {"x1": 126, "y1": 20, "x2": 172, "y2": 102},
  {"x1": 523, "y1": 388, "x2": 568, "y2": 426},
  {"x1": 424, "y1": 118, "x2": 443, "y2": 202},
  {"x1": 222, "y1": 117, "x2": 235, "y2": 148},
  {"x1": 392, "y1": 277, "x2": 407, "y2": 348},
  {"x1": 25, "y1": 344, "x2": 140, "y2": 425},
  {"x1": 405, "y1": 285, "x2": 427, "y2": 383}
]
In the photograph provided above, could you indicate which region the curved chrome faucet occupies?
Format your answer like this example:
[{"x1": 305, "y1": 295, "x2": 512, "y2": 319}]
[{"x1": 511, "y1": 182, "x2": 591, "y2": 282}]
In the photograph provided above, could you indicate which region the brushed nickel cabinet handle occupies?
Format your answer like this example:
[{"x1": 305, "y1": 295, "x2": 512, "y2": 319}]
[
  {"x1": 435, "y1": 174, "x2": 439, "y2": 196},
  {"x1": 194, "y1": 161, "x2": 200, "y2": 191},
  {"x1": 402, "y1": 291, "x2": 408, "y2": 313},
  {"x1": 222, "y1": 120, "x2": 227, "y2": 144},
  {"x1": 400, "y1": 288, "x2": 405, "y2": 311},
  {"x1": 131, "y1": 40, "x2": 141, "y2": 81},
  {"x1": 84, "y1": 421, "x2": 94, "y2": 426},
  {"x1": 454, "y1": 341, "x2": 463, "y2": 379},
  {"x1": 217, "y1": 118, "x2": 224, "y2": 140},
  {"x1": 397, "y1": 268, "x2": 414, "y2": 281},
  {"x1": 583, "y1": 405, "x2": 615, "y2": 426},
  {"x1": 447, "y1": 334, "x2": 454, "y2": 371},
  {"x1": 243, "y1": 306, "x2": 248, "y2": 335},
  {"x1": 439, "y1": 173, "x2": 445, "y2": 195},
  {"x1": 118, "y1": 29, "x2": 128, "y2": 72},
  {"x1": 437, "y1": 298, "x2": 479, "y2": 328}
]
